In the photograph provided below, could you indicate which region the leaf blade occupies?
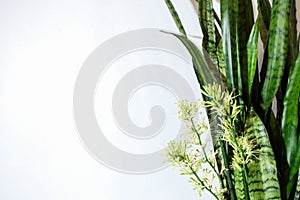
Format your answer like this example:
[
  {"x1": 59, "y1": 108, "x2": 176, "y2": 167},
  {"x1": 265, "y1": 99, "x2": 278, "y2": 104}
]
[
  {"x1": 282, "y1": 52, "x2": 300, "y2": 189},
  {"x1": 238, "y1": 0, "x2": 254, "y2": 105},
  {"x1": 246, "y1": 108, "x2": 281, "y2": 200},
  {"x1": 294, "y1": 169, "x2": 300, "y2": 200},
  {"x1": 260, "y1": 0, "x2": 291, "y2": 110},
  {"x1": 257, "y1": 0, "x2": 271, "y2": 46},
  {"x1": 164, "y1": 0, "x2": 187, "y2": 36},
  {"x1": 247, "y1": 19, "x2": 259, "y2": 99},
  {"x1": 165, "y1": 32, "x2": 225, "y2": 87},
  {"x1": 198, "y1": 0, "x2": 218, "y2": 67},
  {"x1": 221, "y1": 0, "x2": 239, "y2": 92}
]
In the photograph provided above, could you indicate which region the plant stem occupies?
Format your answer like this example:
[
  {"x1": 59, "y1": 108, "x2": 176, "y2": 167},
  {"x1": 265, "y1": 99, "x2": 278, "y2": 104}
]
[
  {"x1": 189, "y1": 166, "x2": 220, "y2": 200},
  {"x1": 190, "y1": 118, "x2": 224, "y2": 189}
]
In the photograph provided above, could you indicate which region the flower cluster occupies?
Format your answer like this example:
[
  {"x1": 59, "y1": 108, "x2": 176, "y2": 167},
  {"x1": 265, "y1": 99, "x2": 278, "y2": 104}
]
[
  {"x1": 201, "y1": 83, "x2": 258, "y2": 171},
  {"x1": 167, "y1": 83, "x2": 259, "y2": 200},
  {"x1": 167, "y1": 97, "x2": 225, "y2": 199}
]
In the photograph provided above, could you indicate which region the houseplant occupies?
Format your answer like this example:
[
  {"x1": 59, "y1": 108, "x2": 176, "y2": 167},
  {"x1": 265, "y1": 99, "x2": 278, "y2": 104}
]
[{"x1": 164, "y1": 0, "x2": 300, "y2": 199}]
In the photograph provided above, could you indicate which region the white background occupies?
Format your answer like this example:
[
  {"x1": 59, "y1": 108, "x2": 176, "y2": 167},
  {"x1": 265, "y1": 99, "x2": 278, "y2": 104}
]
[
  {"x1": 0, "y1": 0, "x2": 214, "y2": 200},
  {"x1": 7, "y1": 0, "x2": 297, "y2": 199}
]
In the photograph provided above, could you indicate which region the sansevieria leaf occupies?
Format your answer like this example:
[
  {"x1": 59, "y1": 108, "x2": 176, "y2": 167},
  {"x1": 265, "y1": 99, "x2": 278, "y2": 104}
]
[
  {"x1": 164, "y1": 0, "x2": 186, "y2": 36},
  {"x1": 247, "y1": 20, "x2": 259, "y2": 99},
  {"x1": 288, "y1": 0, "x2": 298, "y2": 67},
  {"x1": 198, "y1": 0, "x2": 218, "y2": 67},
  {"x1": 237, "y1": 0, "x2": 254, "y2": 106},
  {"x1": 234, "y1": 169, "x2": 245, "y2": 200},
  {"x1": 164, "y1": 32, "x2": 228, "y2": 176},
  {"x1": 217, "y1": 39, "x2": 226, "y2": 76},
  {"x1": 287, "y1": 139, "x2": 300, "y2": 198},
  {"x1": 261, "y1": 0, "x2": 291, "y2": 110},
  {"x1": 245, "y1": 108, "x2": 281, "y2": 200},
  {"x1": 221, "y1": 0, "x2": 240, "y2": 93},
  {"x1": 257, "y1": 0, "x2": 271, "y2": 46},
  {"x1": 282, "y1": 52, "x2": 300, "y2": 171},
  {"x1": 294, "y1": 169, "x2": 300, "y2": 200},
  {"x1": 165, "y1": 32, "x2": 225, "y2": 88},
  {"x1": 276, "y1": 0, "x2": 299, "y2": 124}
]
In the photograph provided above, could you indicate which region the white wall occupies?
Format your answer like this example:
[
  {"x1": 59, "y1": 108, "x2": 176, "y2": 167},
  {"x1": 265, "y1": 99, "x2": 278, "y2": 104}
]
[
  {"x1": 0, "y1": 0, "x2": 208, "y2": 200},
  {"x1": 1, "y1": 1, "x2": 298, "y2": 200}
]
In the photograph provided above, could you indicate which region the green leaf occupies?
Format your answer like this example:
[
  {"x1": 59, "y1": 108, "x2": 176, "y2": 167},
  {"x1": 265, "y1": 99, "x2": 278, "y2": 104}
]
[
  {"x1": 217, "y1": 39, "x2": 226, "y2": 76},
  {"x1": 164, "y1": 0, "x2": 187, "y2": 36},
  {"x1": 221, "y1": 0, "x2": 240, "y2": 93},
  {"x1": 282, "y1": 52, "x2": 300, "y2": 172},
  {"x1": 220, "y1": 139, "x2": 237, "y2": 200},
  {"x1": 294, "y1": 170, "x2": 300, "y2": 200},
  {"x1": 163, "y1": 32, "x2": 229, "y2": 179},
  {"x1": 257, "y1": 0, "x2": 271, "y2": 46},
  {"x1": 260, "y1": 0, "x2": 291, "y2": 110},
  {"x1": 221, "y1": 0, "x2": 247, "y2": 128},
  {"x1": 245, "y1": 108, "x2": 281, "y2": 200},
  {"x1": 198, "y1": 0, "x2": 218, "y2": 67},
  {"x1": 276, "y1": 0, "x2": 299, "y2": 125},
  {"x1": 234, "y1": 169, "x2": 246, "y2": 200},
  {"x1": 247, "y1": 19, "x2": 259, "y2": 99},
  {"x1": 288, "y1": 0, "x2": 298, "y2": 65},
  {"x1": 238, "y1": 0, "x2": 254, "y2": 106},
  {"x1": 288, "y1": 137, "x2": 300, "y2": 198},
  {"x1": 164, "y1": 32, "x2": 225, "y2": 88}
]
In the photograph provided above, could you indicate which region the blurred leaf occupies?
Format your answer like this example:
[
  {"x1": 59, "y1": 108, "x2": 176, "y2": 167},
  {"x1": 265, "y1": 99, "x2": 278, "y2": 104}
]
[
  {"x1": 288, "y1": 0, "x2": 298, "y2": 65},
  {"x1": 213, "y1": 9, "x2": 221, "y2": 29},
  {"x1": 217, "y1": 39, "x2": 226, "y2": 75},
  {"x1": 282, "y1": 52, "x2": 300, "y2": 173},
  {"x1": 294, "y1": 170, "x2": 300, "y2": 200}
]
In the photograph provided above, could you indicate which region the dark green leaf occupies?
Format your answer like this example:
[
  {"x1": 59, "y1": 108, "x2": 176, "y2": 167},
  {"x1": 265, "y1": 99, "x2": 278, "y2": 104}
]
[
  {"x1": 257, "y1": 0, "x2": 271, "y2": 46},
  {"x1": 294, "y1": 169, "x2": 300, "y2": 200},
  {"x1": 288, "y1": 0, "x2": 298, "y2": 65},
  {"x1": 238, "y1": 0, "x2": 254, "y2": 106}
]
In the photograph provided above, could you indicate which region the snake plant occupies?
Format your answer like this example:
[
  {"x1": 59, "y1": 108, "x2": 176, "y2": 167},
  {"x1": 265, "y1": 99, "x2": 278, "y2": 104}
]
[{"x1": 165, "y1": 0, "x2": 300, "y2": 199}]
